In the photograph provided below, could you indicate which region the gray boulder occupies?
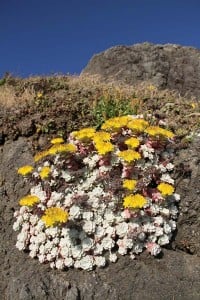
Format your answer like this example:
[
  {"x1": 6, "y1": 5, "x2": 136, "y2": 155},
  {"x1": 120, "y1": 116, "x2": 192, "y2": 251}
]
[{"x1": 82, "y1": 42, "x2": 200, "y2": 97}]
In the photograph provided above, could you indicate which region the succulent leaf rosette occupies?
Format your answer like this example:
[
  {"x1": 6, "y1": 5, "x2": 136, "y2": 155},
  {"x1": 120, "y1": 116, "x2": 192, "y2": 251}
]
[{"x1": 13, "y1": 115, "x2": 180, "y2": 271}]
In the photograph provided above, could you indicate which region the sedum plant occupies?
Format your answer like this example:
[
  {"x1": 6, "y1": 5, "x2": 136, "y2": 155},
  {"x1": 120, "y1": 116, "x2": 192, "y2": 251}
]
[{"x1": 13, "y1": 115, "x2": 180, "y2": 271}]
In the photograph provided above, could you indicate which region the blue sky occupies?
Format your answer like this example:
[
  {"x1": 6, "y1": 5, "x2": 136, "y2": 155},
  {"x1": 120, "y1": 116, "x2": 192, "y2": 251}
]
[{"x1": 1, "y1": 0, "x2": 200, "y2": 77}]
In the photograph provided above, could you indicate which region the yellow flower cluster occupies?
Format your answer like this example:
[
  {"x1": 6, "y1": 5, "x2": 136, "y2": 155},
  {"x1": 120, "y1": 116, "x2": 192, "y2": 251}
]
[
  {"x1": 94, "y1": 141, "x2": 114, "y2": 155},
  {"x1": 17, "y1": 165, "x2": 34, "y2": 176},
  {"x1": 93, "y1": 131, "x2": 111, "y2": 143},
  {"x1": 50, "y1": 137, "x2": 64, "y2": 144},
  {"x1": 123, "y1": 179, "x2": 137, "y2": 190},
  {"x1": 48, "y1": 143, "x2": 76, "y2": 155},
  {"x1": 101, "y1": 116, "x2": 132, "y2": 131},
  {"x1": 72, "y1": 128, "x2": 96, "y2": 141},
  {"x1": 39, "y1": 166, "x2": 51, "y2": 179},
  {"x1": 117, "y1": 149, "x2": 141, "y2": 163},
  {"x1": 101, "y1": 116, "x2": 149, "y2": 133},
  {"x1": 125, "y1": 137, "x2": 140, "y2": 148},
  {"x1": 34, "y1": 143, "x2": 76, "y2": 162},
  {"x1": 34, "y1": 150, "x2": 49, "y2": 162},
  {"x1": 127, "y1": 119, "x2": 149, "y2": 132},
  {"x1": 41, "y1": 207, "x2": 69, "y2": 227},
  {"x1": 123, "y1": 194, "x2": 147, "y2": 209},
  {"x1": 19, "y1": 195, "x2": 40, "y2": 207},
  {"x1": 145, "y1": 126, "x2": 174, "y2": 139},
  {"x1": 157, "y1": 182, "x2": 174, "y2": 196}
]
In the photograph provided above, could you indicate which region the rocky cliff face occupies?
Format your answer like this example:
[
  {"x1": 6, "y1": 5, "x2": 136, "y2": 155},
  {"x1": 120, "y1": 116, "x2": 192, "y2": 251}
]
[
  {"x1": 1, "y1": 136, "x2": 200, "y2": 300},
  {"x1": 82, "y1": 42, "x2": 200, "y2": 97}
]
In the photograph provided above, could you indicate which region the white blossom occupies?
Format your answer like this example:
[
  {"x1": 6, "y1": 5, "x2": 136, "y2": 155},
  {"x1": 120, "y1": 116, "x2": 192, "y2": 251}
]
[
  {"x1": 82, "y1": 220, "x2": 95, "y2": 234},
  {"x1": 116, "y1": 222, "x2": 128, "y2": 238},
  {"x1": 55, "y1": 259, "x2": 65, "y2": 270},
  {"x1": 94, "y1": 256, "x2": 106, "y2": 267},
  {"x1": 101, "y1": 237, "x2": 115, "y2": 250},
  {"x1": 158, "y1": 234, "x2": 170, "y2": 246},
  {"x1": 69, "y1": 205, "x2": 81, "y2": 219},
  {"x1": 109, "y1": 252, "x2": 118, "y2": 263}
]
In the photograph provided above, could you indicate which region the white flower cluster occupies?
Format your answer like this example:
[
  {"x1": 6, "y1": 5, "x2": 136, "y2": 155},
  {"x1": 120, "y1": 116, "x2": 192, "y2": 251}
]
[{"x1": 13, "y1": 115, "x2": 180, "y2": 271}]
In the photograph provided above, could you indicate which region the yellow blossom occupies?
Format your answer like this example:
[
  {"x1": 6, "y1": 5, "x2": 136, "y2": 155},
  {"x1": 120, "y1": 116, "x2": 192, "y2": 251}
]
[
  {"x1": 157, "y1": 182, "x2": 174, "y2": 196},
  {"x1": 123, "y1": 194, "x2": 147, "y2": 209},
  {"x1": 48, "y1": 143, "x2": 76, "y2": 155},
  {"x1": 41, "y1": 207, "x2": 69, "y2": 227},
  {"x1": 93, "y1": 131, "x2": 111, "y2": 143},
  {"x1": 101, "y1": 116, "x2": 133, "y2": 131},
  {"x1": 17, "y1": 165, "x2": 34, "y2": 176},
  {"x1": 50, "y1": 137, "x2": 64, "y2": 144},
  {"x1": 127, "y1": 119, "x2": 149, "y2": 132},
  {"x1": 39, "y1": 166, "x2": 51, "y2": 179},
  {"x1": 148, "y1": 84, "x2": 156, "y2": 91},
  {"x1": 123, "y1": 179, "x2": 137, "y2": 190},
  {"x1": 145, "y1": 126, "x2": 174, "y2": 138},
  {"x1": 37, "y1": 92, "x2": 43, "y2": 98},
  {"x1": 71, "y1": 128, "x2": 96, "y2": 141},
  {"x1": 117, "y1": 149, "x2": 141, "y2": 163},
  {"x1": 34, "y1": 150, "x2": 49, "y2": 162},
  {"x1": 94, "y1": 141, "x2": 114, "y2": 155},
  {"x1": 19, "y1": 195, "x2": 40, "y2": 207},
  {"x1": 125, "y1": 137, "x2": 140, "y2": 148}
]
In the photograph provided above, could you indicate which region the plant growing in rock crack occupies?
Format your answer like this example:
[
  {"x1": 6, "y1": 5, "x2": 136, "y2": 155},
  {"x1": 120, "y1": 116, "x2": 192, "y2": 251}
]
[{"x1": 13, "y1": 114, "x2": 180, "y2": 271}]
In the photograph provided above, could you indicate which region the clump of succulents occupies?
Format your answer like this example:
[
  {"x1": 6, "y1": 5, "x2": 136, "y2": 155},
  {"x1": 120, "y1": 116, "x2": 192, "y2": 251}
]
[{"x1": 13, "y1": 115, "x2": 180, "y2": 271}]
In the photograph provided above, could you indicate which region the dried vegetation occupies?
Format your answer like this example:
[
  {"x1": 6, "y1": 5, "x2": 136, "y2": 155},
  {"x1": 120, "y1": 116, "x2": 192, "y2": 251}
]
[{"x1": 0, "y1": 74, "x2": 199, "y2": 149}]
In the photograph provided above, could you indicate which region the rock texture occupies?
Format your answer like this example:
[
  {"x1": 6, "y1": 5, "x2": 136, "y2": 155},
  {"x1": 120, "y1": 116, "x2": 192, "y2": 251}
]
[
  {"x1": 1, "y1": 135, "x2": 200, "y2": 299},
  {"x1": 82, "y1": 42, "x2": 200, "y2": 97}
]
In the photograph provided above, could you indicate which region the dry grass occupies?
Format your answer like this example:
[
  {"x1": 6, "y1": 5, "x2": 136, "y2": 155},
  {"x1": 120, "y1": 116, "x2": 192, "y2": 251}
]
[
  {"x1": 0, "y1": 83, "x2": 36, "y2": 107},
  {"x1": 0, "y1": 74, "x2": 199, "y2": 139}
]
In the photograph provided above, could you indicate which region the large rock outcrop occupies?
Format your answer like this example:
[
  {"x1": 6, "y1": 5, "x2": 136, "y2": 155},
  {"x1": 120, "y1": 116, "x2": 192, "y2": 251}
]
[
  {"x1": 82, "y1": 42, "x2": 200, "y2": 97},
  {"x1": 1, "y1": 135, "x2": 200, "y2": 299}
]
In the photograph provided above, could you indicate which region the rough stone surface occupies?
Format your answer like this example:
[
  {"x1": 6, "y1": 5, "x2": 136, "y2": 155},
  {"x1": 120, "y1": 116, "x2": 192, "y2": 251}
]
[
  {"x1": 82, "y1": 42, "x2": 200, "y2": 97},
  {"x1": 1, "y1": 136, "x2": 200, "y2": 299}
]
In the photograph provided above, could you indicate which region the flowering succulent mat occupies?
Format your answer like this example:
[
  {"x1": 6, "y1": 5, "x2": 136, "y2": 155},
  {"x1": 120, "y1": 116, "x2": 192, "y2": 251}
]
[{"x1": 13, "y1": 115, "x2": 180, "y2": 271}]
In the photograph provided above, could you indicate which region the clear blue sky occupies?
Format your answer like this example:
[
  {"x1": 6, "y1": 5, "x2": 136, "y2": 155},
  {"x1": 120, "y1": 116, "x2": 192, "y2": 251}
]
[{"x1": 1, "y1": 0, "x2": 200, "y2": 77}]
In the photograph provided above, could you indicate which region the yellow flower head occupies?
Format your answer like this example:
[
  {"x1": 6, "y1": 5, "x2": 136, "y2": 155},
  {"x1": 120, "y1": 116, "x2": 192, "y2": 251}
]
[
  {"x1": 94, "y1": 141, "x2": 114, "y2": 155},
  {"x1": 17, "y1": 165, "x2": 34, "y2": 176},
  {"x1": 37, "y1": 92, "x2": 43, "y2": 98},
  {"x1": 41, "y1": 207, "x2": 69, "y2": 227},
  {"x1": 157, "y1": 182, "x2": 174, "y2": 196},
  {"x1": 125, "y1": 137, "x2": 140, "y2": 149},
  {"x1": 72, "y1": 128, "x2": 96, "y2": 141},
  {"x1": 19, "y1": 195, "x2": 40, "y2": 207},
  {"x1": 39, "y1": 166, "x2": 51, "y2": 179},
  {"x1": 48, "y1": 143, "x2": 76, "y2": 155},
  {"x1": 145, "y1": 126, "x2": 174, "y2": 139},
  {"x1": 101, "y1": 116, "x2": 132, "y2": 131},
  {"x1": 123, "y1": 179, "x2": 137, "y2": 190},
  {"x1": 117, "y1": 150, "x2": 141, "y2": 163},
  {"x1": 127, "y1": 119, "x2": 149, "y2": 132},
  {"x1": 34, "y1": 150, "x2": 49, "y2": 162},
  {"x1": 93, "y1": 131, "x2": 111, "y2": 143},
  {"x1": 123, "y1": 194, "x2": 147, "y2": 209},
  {"x1": 50, "y1": 137, "x2": 64, "y2": 144},
  {"x1": 148, "y1": 84, "x2": 156, "y2": 91}
]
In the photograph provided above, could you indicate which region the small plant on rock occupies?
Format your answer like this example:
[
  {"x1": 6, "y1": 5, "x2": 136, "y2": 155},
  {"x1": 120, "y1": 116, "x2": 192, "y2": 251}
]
[{"x1": 13, "y1": 115, "x2": 180, "y2": 271}]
